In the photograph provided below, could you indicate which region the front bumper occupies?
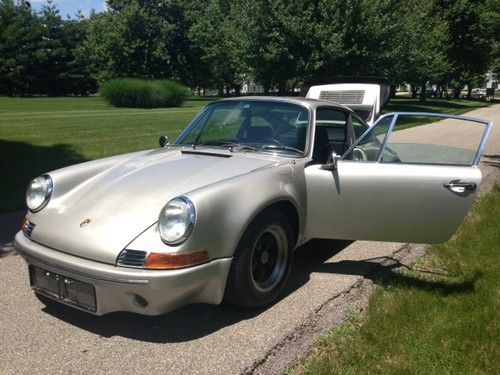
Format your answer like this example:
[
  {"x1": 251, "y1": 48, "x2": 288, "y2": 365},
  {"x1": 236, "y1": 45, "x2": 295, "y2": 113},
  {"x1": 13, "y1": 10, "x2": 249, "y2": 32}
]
[{"x1": 14, "y1": 232, "x2": 232, "y2": 316}]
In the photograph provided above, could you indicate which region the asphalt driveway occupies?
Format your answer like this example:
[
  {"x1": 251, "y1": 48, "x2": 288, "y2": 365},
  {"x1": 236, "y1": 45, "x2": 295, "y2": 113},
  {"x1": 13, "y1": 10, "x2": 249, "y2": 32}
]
[{"x1": 1, "y1": 104, "x2": 499, "y2": 375}]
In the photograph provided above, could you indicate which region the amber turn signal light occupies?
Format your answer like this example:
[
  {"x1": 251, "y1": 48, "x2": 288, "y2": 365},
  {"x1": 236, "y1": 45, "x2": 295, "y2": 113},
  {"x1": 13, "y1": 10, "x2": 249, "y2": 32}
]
[
  {"x1": 144, "y1": 250, "x2": 210, "y2": 270},
  {"x1": 21, "y1": 215, "x2": 29, "y2": 230}
]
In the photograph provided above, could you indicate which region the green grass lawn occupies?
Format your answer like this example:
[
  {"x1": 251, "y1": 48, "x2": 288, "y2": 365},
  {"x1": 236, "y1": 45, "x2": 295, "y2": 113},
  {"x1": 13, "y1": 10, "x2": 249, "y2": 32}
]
[
  {"x1": 384, "y1": 97, "x2": 490, "y2": 115},
  {"x1": 291, "y1": 184, "x2": 500, "y2": 375},
  {"x1": 384, "y1": 98, "x2": 490, "y2": 130},
  {"x1": 0, "y1": 96, "x2": 490, "y2": 212},
  {"x1": 0, "y1": 95, "x2": 217, "y2": 212}
]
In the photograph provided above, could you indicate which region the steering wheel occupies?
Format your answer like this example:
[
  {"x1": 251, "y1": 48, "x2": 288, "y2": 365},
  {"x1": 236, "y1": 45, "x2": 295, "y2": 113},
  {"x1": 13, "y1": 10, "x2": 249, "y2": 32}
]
[{"x1": 352, "y1": 147, "x2": 367, "y2": 161}]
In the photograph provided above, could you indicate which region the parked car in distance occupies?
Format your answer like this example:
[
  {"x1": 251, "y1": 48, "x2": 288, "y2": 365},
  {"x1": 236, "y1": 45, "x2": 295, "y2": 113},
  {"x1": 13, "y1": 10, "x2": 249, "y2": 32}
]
[
  {"x1": 470, "y1": 88, "x2": 487, "y2": 100},
  {"x1": 15, "y1": 97, "x2": 493, "y2": 316}
]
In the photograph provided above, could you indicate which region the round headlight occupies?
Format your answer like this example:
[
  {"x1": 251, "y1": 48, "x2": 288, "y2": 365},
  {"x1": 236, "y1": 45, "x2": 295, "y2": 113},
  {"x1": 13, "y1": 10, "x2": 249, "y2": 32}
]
[
  {"x1": 26, "y1": 175, "x2": 53, "y2": 212},
  {"x1": 158, "y1": 197, "x2": 196, "y2": 245}
]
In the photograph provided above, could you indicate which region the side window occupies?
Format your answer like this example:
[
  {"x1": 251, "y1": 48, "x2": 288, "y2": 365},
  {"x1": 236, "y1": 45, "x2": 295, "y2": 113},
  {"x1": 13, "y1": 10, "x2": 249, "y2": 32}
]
[
  {"x1": 316, "y1": 108, "x2": 347, "y2": 127},
  {"x1": 381, "y1": 115, "x2": 484, "y2": 165},
  {"x1": 345, "y1": 114, "x2": 487, "y2": 165},
  {"x1": 313, "y1": 109, "x2": 348, "y2": 163}
]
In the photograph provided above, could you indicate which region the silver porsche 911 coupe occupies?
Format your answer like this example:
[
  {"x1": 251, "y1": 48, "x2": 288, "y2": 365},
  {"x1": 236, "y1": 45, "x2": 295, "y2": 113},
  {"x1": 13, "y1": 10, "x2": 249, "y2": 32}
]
[{"x1": 14, "y1": 97, "x2": 492, "y2": 315}]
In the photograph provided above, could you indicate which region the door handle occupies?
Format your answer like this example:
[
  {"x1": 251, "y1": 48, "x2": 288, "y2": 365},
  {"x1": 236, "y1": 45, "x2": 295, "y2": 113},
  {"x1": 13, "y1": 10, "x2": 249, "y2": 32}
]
[{"x1": 443, "y1": 181, "x2": 477, "y2": 193}]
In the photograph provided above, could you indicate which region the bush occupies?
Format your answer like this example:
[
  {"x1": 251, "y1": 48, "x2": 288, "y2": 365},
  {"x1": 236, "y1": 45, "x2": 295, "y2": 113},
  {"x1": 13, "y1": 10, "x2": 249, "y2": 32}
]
[{"x1": 99, "y1": 79, "x2": 189, "y2": 108}]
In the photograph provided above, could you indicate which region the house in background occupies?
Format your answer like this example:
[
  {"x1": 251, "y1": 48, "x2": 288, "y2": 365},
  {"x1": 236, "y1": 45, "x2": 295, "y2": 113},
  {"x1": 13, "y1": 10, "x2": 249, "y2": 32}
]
[{"x1": 241, "y1": 81, "x2": 264, "y2": 94}]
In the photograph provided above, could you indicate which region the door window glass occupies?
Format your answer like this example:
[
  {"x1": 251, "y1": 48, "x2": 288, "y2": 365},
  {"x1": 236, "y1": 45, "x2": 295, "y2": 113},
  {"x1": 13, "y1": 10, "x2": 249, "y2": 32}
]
[
  {"x1": 344, "y1": 114, "x2": 487, "y2": 166},
  {"x1": 382, "y1": 115, "x2": 485, "y2": 165}
]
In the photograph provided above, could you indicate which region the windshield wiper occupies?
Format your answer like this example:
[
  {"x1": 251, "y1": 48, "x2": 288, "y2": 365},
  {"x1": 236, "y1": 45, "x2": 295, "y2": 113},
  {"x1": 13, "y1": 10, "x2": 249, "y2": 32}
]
[
  {"x1": 192, "y1": 141, "x2": 256, "y2": 152},
  {"x1": 220, "y1": 142, "x2": 257, "y2": 152},
  {"x1": 260, "y1": 144, "x2": 303, "y2": 154},
  {"x1": 191, "y1": 140, "x2": 225, "y2": 149}
]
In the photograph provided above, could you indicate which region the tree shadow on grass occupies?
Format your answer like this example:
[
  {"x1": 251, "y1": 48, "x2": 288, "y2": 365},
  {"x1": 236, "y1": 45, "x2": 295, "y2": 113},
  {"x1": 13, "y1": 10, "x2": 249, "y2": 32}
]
[
  {"x1": 0, "y1": 139, "x2": 88, "y2": 212},
  {"x1": 315, "y1": 256, "x2": 480, "y2": 296},
  {"x1": 385, "y1": 99, "x2": 485, "y2": 113}
]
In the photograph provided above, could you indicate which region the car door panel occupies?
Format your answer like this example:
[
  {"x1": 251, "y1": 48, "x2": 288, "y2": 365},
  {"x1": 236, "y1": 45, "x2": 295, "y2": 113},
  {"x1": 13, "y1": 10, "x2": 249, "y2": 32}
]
[
  {"x1": 305, "y1": 111, "x2": 492, "y2": 244},
  {"x1": 304, "y1": 162, "x2": 481, "y2": 243}
]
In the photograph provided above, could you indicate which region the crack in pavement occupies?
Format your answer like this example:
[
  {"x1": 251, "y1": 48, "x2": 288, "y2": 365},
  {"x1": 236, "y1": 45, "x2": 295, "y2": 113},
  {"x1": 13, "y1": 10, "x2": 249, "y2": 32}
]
[{"x1": 246, "y1": 243, "x2": 423, "y2": 375}]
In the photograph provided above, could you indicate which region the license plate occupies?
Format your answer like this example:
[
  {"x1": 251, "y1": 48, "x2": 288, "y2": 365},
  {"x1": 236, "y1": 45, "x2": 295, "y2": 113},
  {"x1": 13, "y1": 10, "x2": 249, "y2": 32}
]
[{"x1": 30, "y1": 266, "x2": 97, "y2": 312}]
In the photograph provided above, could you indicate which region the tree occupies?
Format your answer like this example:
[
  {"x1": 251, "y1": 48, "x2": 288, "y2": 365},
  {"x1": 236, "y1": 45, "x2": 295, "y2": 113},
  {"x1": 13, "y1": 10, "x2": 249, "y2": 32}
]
[
  {"x1": 357, "y1": 0, "x2": 409, "y2": 84},
  {"x1": 231, "y1": 0, "x2": 322, "y2": 94},
  {"x1": 80, "y1": 2, "x2": 173, "y2": 83},
  {"x1": 437, "y1": 0, "x2": 494, "y2": 97},
  {"x1": 189, "y1": 0, "x2": 248, "y2": 94},
  {"x1": 484, "y1": 0, "x2": 500, "y2": 76},
  {"x1": 0, "y1": 0, "x2": 96, "y2": 96},
  {"x1": 391, "y1": 0, "x2": 451, "y2": 101},
  {"x1": 151, "y1": 0, "x2": 211, "y2": 90},
  {"x1": 314, "y1": 0, "x2": 371, "y2": 77},
  {"x1": 0, "y1": 0, "x2": 42, "y2": 96},
  {"x1": 36, "y1": 0, "x2": 73, "y2": 95},
  {"x1": 1, "y1": 0, "x2": 495, "y2": 97},
  {"x1": 0, "y1": 0, "x2": 18, "y2": 95},
  {"x1": 64, "y1": 11, "x2": 98, "y2": 95},
  {"x1": 97, "y1": 0, "x2": 209, "y2": 89}
]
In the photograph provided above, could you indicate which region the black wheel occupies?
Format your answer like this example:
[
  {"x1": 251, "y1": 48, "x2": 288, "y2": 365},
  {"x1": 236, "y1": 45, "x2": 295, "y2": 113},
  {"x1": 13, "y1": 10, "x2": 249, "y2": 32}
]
[{"x1": 225, "y1": 210, "x2": 294, "y2": 309}]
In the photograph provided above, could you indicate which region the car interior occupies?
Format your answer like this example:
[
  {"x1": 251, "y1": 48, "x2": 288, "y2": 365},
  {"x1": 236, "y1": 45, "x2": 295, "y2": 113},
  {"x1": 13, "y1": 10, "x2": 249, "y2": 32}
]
[
  {"x1": 312, "y1": 108, "x2": 353, "y2": 164},
  {"x1": 238, "y1": 107, "x2": 358, "y2": 163},
  {"x1": 241, "y1": 109, "x2": 309, "y2": 151}
]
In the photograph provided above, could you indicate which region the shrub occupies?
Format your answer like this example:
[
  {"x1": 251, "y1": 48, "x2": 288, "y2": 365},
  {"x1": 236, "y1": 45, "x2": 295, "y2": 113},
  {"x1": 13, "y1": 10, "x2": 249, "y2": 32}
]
[{"x1": 99, "y1": 79, "x2": 189, "y2": 108}]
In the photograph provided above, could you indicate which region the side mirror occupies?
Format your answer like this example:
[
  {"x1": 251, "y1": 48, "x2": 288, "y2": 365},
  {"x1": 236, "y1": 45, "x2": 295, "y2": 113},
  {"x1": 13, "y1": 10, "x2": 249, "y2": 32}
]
[
  {"x1": 321, "y1": 151, "x2": 340, "y2": 171},
  {"x1": 159, "y1": 135, "x2": 169, "y2": 148}
]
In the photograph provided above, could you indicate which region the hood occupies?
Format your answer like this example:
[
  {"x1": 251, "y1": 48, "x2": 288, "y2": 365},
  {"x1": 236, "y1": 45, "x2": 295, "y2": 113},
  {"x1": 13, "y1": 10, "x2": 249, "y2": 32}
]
[{"x1": 29, "y1": 148, "x2": 274, "y2": 264}]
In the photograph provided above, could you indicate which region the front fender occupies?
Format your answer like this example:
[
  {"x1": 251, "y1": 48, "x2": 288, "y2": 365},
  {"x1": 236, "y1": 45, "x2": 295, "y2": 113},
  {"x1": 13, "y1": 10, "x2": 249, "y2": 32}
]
[
  {"x1": 126, "y1": 162, "x2": 305, "y2": 260},
  {"x1": 189, "y1": 165, "x2": 303, "y2": 259}
]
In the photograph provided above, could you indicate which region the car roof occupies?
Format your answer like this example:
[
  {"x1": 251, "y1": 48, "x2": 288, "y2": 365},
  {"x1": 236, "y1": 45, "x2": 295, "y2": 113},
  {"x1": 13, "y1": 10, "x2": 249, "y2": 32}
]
[{"x1": 216, "y1": 96, "x2": 354, "y2": 112}]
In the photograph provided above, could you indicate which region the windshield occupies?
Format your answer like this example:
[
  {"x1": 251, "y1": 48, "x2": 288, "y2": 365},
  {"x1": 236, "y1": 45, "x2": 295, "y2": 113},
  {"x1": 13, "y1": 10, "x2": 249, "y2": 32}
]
[{"x1": 175, "y1": 100, "x2": 310, "y2": 155}]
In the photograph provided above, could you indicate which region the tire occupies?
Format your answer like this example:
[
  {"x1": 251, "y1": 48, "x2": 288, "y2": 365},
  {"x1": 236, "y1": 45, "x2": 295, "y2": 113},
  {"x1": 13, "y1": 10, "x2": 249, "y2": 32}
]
[{"x1": 225, "y1": 210, "x2": 294, "y2": 309}]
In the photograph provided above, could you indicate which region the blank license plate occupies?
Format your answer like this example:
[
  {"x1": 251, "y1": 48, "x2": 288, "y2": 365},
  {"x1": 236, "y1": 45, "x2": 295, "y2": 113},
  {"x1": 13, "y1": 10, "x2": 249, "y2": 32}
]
[{"x1": 30, "y1": 266, "x2": 97, "y2": 312}]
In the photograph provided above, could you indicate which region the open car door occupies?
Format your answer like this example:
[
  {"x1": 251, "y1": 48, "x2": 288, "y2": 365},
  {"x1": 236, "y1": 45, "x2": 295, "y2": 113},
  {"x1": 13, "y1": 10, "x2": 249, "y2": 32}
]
[{"x1": 304, "y1": 112, "x2": 493, "y2": 244}]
